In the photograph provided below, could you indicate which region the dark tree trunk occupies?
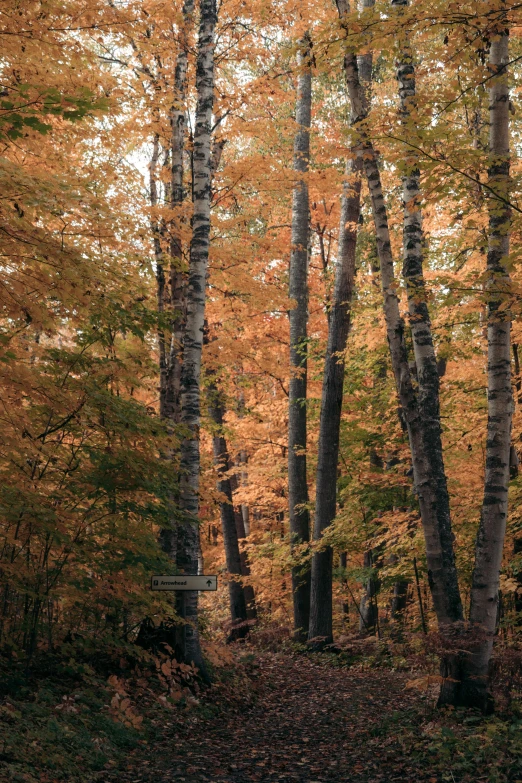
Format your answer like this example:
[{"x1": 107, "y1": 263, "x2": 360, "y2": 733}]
[
  {"x1": 308, "y1": 1, "x2": 372, "y2": 649},
  {"x1": 234, "y1": 509, "x2": 257, "y2": 622},
  {"x1": 308, "y1": 144, "x2": 362, "y2": 649},
  {"x1": 359, "y1": 550, "x2": 379, "y2": 634},
  {"x1": 288, "y1": 34, "x2": 312, "y2": 642},
  {"x1": 208, "y1": 386, "x2": 249, "y2": 641},
  {"x1": 340, "y1": 551, "x2": 350, "y2": 621}
]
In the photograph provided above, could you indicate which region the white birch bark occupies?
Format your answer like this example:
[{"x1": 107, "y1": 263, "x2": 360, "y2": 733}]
[
  {"x1": 177, "y1": 0, "x2": 217, "y2": 677},
  {"x1": 340, "y1": 0, "x2": 463, "y2": 636},
  {"x1": 162, "y1": 0, "x2": 194, "y2": 425},
  {"x1": 462, "y1": 23, "x2": 512, "y2": 711}
]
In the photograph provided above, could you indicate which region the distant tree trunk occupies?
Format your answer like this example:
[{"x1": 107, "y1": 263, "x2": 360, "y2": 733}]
[
  {"x1": 308, "y1": 2, "x2": 371, "y2": 649},
  {"x1": 177, "y1": 0, "x2": 217, "y2": 678},
  {"x1": 391, "y1": 580, "x2": 409, "y2": 622},
  {"x1": 339, "y1": 551, "x2": 349, "y2": 621},
  {"x1": 288, "y1": 34, "x2": 312, "y2": 642},
  {"x1": 208, "y1": 385, "x2": 249, "y2": 640},
  {"x1": 237, "y1": 393, "x2": 251, "y2": 536},
  {"x1": 456, "y1": 23, "x2": 512, "y2": 712},
  {"x1": 359, "y1": 550, "x2": 378, "y2": 634},
  {"x1": 234, "y1": 508, "x2": 257, "y2": 621}
]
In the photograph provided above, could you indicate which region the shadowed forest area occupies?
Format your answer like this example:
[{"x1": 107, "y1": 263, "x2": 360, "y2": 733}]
[{"x1": 1, "y1": 0, "x2": 522, "y2": 781}]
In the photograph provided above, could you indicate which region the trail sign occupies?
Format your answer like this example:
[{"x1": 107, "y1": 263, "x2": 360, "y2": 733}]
[{"x1": 151, "y1": 575, "x2": 217, "y2": 591}]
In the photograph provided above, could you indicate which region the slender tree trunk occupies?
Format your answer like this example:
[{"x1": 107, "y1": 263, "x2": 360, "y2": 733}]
[
  {"x1": 456, "y1": 23, "x2": 512, "y2": 712},
  {"x1": 208, "y1": 386, "x2": 249, "y2": 640},
  {"x1": 152, "y1": 0, "x2": 194, "y2": 597},
  {"x1": 234, "y1": 508, "x2": 257, "y2": 621},
  {"x1": 177, "y1": 0, "x2": 217, "y2": 677},
  {"x1": 308, "y1": 149, "x2": 363, "y2": 646},
  {"x1": 288, "y1": 34, "x2": 312, "y2": 642},
  {"x1": 394, "y1": 0, "x2": 463, "y2": 631},
  {"x1": 308, "y1": 156, "x2": 362, "y2": 647},
  {"x1": 339, "y1": 551, "x2": 350, "y2": 621},
  {"x1": 308, "y1": 1, "x2": 371, "y2": 649},
  {"x1": 359, "y1": 550, "x2": 378, "y2": 634}
]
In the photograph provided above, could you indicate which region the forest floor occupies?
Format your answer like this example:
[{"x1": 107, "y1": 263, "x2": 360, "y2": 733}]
[
  {"x1": 2, "y1": 644, "x2": 522, "y2": 783},
  {"x1": 107, "y1": 650, "x2": 521, "y2": 783}
]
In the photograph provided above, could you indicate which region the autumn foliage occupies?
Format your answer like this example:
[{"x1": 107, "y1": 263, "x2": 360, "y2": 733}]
[{"x1": 0, "y1": 0, "x2": 522, "y2": 721}]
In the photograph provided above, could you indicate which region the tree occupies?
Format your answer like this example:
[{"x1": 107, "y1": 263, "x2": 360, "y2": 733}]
[
  {"x1": 308, "y1": 0, "x2": 372, "y2": 648},
  {"x1": 207, "y1": 377, "x2": 249, "y2": 640},
  {"x1": 454, "y1": 10, "x2": 513, "y2": 711},
  {"x1": 288, "y1": 34, "x2": 312, "y2": 642},
  {"x1": 177, "y1": 0, "x2": 218, "y2": 677}
]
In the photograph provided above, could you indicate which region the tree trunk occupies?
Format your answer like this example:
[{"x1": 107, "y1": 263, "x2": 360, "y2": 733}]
[
  {"x1": 308, "y1": 1, "x2": 371, "y2": 649},
  {"x1": 455, "y1": 23, "x2": 512, "y2": 712},
  {"x1": 288, "y1": 34, "x2": 312, "y2": 643},
  {"x1": 234, "y1": 508, "x2": 257, "y2": 621},
  {"x1": 156, "y1": 0, "x2": 194, "y2": 615},
  {"x1": 359, "y1": 550, "x2": 379, "y2": 634},
  {"x1": 339, "y1": 551, "x2": 350, "y2": 621},
  {"x1": 308, "y1": 140, "x2": 363, "y2": 649},
  {"x1": 177, "y1": 0, "x2": 217, "y2": 678},
  {"x1": 394, "y1": 0, "x2": 463, "y2": 630},
  {"x1": 162, "y1": 0, "x2": 194, "y2": 425},
  {"x1": 391, "y1": 580, "x2": 409, "y2": 622},
  {"x1": 339, "y1": 0, "x2": 463, "y2": 651},
  {"x1": 208, "y1": 386, "x2": 249, "y2": 641}
]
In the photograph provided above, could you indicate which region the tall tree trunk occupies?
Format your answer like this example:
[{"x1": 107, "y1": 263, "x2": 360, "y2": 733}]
[
  {"x1": 153, "y1": 0, "x2": 194, "y2": 596},
  {"x1": 457, "y1": 21, "x2": 512, "y2": 712},
  {"x1": 307, "y1": 157, "x2": 362, "y2": 647},
  {"x1": 208, "y1": 386, "x2": 249, "y2": 640},
  {"x1": 288, "y1": 34, "x2": 312, "y2": 642},
  {"x1": 308, "y1": 1, "x2": 371, "y2": 649},
  {"x1": 340, "y1": 0, "x2": 463, "y2": 654},
  {"x1": 393, "y1": 0, "x2": 463, "y2": 633},
  {"x1": 177, "y1": 0, "x2": 217, "y2": 677}
]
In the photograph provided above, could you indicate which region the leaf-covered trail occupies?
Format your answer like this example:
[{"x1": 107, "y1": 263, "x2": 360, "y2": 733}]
[{"x1": 122, "y1": 654, "x2": 436, "y2": 783}]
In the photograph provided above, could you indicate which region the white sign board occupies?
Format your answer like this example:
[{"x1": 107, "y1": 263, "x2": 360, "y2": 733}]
[{"x1": 151, "y1": 575, "x2": 217, "y2": 591}]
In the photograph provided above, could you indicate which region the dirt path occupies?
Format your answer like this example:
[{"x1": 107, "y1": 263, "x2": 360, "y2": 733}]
[{"x1": 120, "y1": 654, "x2": 437, "y2": 783}]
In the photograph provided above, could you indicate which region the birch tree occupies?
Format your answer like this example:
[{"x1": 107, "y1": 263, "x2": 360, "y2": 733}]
[
  {"x1": 458, "y1": 13, "x2": 513, "y2": 711},
  {"x1": 177, "y1": 0, "x2": 217, "y2": 676},
  {"x1": 339, "y1": 0, "x2": 463, "y2": 634}
]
